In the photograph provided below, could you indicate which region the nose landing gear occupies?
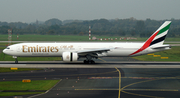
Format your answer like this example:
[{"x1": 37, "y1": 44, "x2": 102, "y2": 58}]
[
  {"x1": 13, "y1": 56, "x2": 18, "y2": 64},
  {"x1": 15, "y1": 58, "x2": 18, "y2": 64}
]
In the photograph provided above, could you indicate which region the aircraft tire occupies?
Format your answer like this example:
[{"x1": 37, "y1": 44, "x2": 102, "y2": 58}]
[
  {"x1": 90, "y1": 60, "x2": 95, "y2": 64},
  {"x1": 84, "y1": 60, "x2": 88, "y2": 64},
  {"x1": 84, "y1": 60, "x2": 95, "y2": 64},
  {"x1": 15, "y1": 61, "x2": 18, "y2": 64}
]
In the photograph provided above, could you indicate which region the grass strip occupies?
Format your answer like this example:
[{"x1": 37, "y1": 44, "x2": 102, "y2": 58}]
[
  {"x1": 0, "y1": 68, "x2": 42, "y2": 73},
  {"x1": 0, "y1": 80, "x2": 59, "y2": 90},
  {"x1": 133, "y1": 46, "x2": 180, "y2": 61},
  {"x1": 0, "y1": 34, "x2": 179, "y2": 41},
  {"x1": 0, "y1": 80, "x2": 59, "y2": 96}
]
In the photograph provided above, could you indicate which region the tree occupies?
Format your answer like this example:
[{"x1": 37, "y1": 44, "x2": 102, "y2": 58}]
[
  {"x1": 135, "y1": 20, "x2": 145, "y2": 34},
  {"x1": 79, "y1": 32, "x2": 84, "y2": 36},
  {"x1": 47, "y1": 30, "x2": 55, "y2": 35},
  {"x1": 45, "y1": 18, "x2": 62, "y2": 26}
]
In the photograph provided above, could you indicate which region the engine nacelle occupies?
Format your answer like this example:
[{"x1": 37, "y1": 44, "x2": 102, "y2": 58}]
[{"x1": 62, "y1": 52, "x2": 78, "y2": 62}]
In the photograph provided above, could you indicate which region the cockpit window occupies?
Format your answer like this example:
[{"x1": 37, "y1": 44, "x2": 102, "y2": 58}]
[{"x1": 6, "y1": 47, "x2": 10, "y2": 49}]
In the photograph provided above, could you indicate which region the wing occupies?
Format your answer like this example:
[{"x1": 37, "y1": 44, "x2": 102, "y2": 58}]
[{"x1": 76, "y1": 48, "x2": 114, "y2": 57}]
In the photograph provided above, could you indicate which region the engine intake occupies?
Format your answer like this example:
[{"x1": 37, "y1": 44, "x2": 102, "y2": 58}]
[{"x1": 62, "y1": 52, "x2": 78, "y2": 62}]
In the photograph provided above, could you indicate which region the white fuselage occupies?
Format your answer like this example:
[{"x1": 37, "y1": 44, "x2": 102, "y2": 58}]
[{"x1": 3, "y1": 42, "x2": 167, "y2": 58}]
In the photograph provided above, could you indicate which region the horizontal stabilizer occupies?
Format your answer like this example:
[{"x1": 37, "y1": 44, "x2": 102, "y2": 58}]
[{"x1": 151, "y1": 45, "x2": 171, "y2": 49}]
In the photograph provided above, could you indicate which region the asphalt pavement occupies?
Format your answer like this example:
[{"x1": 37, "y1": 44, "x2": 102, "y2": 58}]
[
  {"x1": 0, "y1": 68, "x2": 180, "y2": 98},
  {"x1": 0, "y1": 57, "x2": 180, "y2": 98}
]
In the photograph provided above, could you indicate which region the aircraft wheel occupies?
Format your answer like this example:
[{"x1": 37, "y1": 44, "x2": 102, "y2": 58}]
[
  {"x1": 90, "y1": 60, "x2": 95, "y2": 64},
  {"x1": 84, "y1": 60, "x2": 95, "y2": 64},
  {"x1": 15, "y1": 61, "x2": 18, "y2": 64},
  {"x1": 84, "y1": 60, "x2": 88, "y2": 64}
]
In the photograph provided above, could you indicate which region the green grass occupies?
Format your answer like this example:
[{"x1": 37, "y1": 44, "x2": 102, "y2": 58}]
[
  {"x1": 0, "y1": 80, "x2": 59, "y2": 90},
  {"x1": 0, "y1": 34, "x2": 180, "y2": 41},
  {"x1": 0, "y1": 68, "x2": 41, "y2": 73},
  {"x1": 0, "y1": 34, "x2": 91, "y2": 41},
  {"x1": 0, "y1": 47, "x2": 5, "y2": 50},
  {"x1": 165, "y1": 38, "x2": 180, "y2": 41},
  {"x1": 0, "y1": 92, "x2": 43, "y2": 97},
  {"x1": 0, "y1": 80, "x2": 59, "y2": 96},
  {"x1": 133, "y1": 46, "x2": 180, "y2": 61},
  {"x1": 0, "y1": 43, "x2": 10, "y2": 46}
]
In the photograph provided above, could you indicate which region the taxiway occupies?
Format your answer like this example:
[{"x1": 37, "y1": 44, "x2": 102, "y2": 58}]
[
  {"x1": 0, "y1": 57, "x2": 180, "y2": 98},
  {"x1": 1, "y1": 68, "x2": 180, "y2": 98}
]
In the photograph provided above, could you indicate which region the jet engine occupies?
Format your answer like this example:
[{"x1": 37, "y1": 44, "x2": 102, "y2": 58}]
[{"x1": 62, "y1": 52, "x2": 78, "y2": 62}]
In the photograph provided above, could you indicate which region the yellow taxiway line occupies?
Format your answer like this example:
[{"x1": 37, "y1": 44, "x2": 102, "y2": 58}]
[{"x1": 115, "y1": 67, "x2": 121, "y2": 98}]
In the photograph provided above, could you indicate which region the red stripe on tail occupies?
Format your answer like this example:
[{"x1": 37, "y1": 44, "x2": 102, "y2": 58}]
[{"x1": 130, "y1": 31, "x2": 159, "y2": 55}]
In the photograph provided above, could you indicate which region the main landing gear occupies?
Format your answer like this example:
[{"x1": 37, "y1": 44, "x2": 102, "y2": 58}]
[{"x1": 83, "y1": 55, "x2": 95, "y2": 64}]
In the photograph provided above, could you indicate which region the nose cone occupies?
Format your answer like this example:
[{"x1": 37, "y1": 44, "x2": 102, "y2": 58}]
[{"x1": 3, "y1": 49, "x2": 7, "y2": 54}]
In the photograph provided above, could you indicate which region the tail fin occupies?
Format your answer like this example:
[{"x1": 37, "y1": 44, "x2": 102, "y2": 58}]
[
  {"x1": 130, "y1": 21, "x2": 171, "y2": 55},
  {"x1": 148, "y1": 21, "x2": 171, "y2": 47}
]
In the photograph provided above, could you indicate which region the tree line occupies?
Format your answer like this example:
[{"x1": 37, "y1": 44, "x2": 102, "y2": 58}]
[{"x1": 0, "y1": 18, "x2": 180, "y2": 37}]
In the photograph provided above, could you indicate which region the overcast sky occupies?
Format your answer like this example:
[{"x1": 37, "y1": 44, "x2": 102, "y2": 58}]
[{"x1": 0, "y1": 0, "x2": 179, "y2": 23}]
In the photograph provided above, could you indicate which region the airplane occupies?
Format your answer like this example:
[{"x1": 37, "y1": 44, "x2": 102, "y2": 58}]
[{"x1": 3, "y1": 21, "x2": 171, "y2": 64}]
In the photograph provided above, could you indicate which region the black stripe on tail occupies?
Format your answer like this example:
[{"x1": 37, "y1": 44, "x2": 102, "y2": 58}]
[{"x1": 149, "y1": 35, "x2": 166, "y2": 46}]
